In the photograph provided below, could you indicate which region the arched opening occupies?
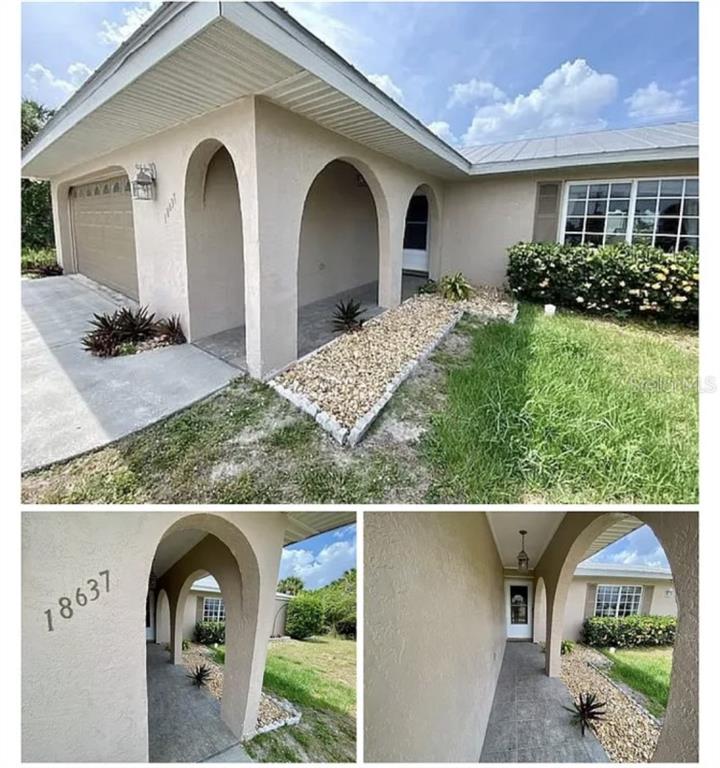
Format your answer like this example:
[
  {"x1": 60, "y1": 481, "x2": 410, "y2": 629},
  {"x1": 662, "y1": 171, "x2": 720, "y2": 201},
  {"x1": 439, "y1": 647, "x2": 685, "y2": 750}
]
[
  {"x1": 401, "y1": 183, "x2": 440, "y2": 294},
  {"x1": 532, "y1": 576, "x2": 546, "y2": 644},
  {"x1": 144, "y1": 515, "x2": 261, "y2": 763},
  {"x1": 296, "y1": 158, "x2": 383, "y2": 357},
  {"x1": 539, "y1": 511, "x2": 696, "y2": 762},
  {"x1": 185, "y1": 140, "x2": 246, "y2": 361}
]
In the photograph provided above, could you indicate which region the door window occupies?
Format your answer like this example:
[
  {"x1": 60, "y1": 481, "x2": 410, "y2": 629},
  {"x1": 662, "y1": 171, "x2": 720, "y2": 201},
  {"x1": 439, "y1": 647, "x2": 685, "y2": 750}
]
[{"x1": 510, "y1": 585, "x2": 529, "y2": 624}]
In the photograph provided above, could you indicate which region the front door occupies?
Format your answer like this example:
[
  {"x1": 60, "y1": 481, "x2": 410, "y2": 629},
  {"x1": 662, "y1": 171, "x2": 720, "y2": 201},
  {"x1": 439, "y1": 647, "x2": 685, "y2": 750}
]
[
  {"x1": 505, "y1": 580, "x2": 533, "y2": 639},
  {"x1": 402, "y1": 194, "x2": 429, "y2": 274}
]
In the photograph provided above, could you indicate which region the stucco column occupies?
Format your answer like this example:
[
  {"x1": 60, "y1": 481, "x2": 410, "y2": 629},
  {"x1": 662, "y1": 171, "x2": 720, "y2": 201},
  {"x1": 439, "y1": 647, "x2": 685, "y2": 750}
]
[
  {"x1": 49, "y1": 179, "x2": 74, "y2": 271},
  {"x1": 378, "y1": 200, "x2": 405, "y2": 309}
]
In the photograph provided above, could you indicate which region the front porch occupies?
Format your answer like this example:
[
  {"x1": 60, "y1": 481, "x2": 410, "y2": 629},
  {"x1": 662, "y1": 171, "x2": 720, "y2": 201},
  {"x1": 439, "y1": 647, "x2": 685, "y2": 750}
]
[
  {"x1": 480, "y1": 641, "x2": 608, "y2": 763},
  {"x1": 193, "y1": 273, "x2": 427, "y2": 372},
  {"x1": 146, "y1": 642, "x2": 252, "y2": 763}
]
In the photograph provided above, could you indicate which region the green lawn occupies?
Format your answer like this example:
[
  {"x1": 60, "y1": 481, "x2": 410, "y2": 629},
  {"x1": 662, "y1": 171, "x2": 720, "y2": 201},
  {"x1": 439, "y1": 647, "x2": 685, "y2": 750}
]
[
  {"x1": 22, "y1": 304, "x2": 697, "y2": 504},
  {"x1": 600, "y1": 646, "x2": 673, "y2": 717},
  {"x1": 243, "y1": 636, "x2": 356, "y2": 763}
]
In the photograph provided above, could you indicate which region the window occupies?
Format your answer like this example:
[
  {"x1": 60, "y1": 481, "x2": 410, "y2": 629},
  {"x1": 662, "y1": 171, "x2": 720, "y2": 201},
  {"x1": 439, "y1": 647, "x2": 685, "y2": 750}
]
[
  {"x1": 562, "y1": 177, "x2": 699, "y2": 252},
  {"x1": 594, "y1": 585, "x2": 643, "y2": 617},
  {"x1": 202, "y1": 596, "x2": 225, "y2": 622}
]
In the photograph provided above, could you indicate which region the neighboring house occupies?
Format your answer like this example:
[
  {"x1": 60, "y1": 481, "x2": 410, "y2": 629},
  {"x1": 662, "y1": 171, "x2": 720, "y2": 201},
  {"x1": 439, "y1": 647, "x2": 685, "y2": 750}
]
[
  {"x1": 365, "y1": 511, "x2": 697, "y2": 763},
  {"x1": 564, "y1": 562, "x2": 677, "y2": 641},
  {"x1": 182, "y1": 574, "x2": 291, "y2": 638},
  {"x1": 22, "y1": 510, "x2": 354, "y2": 762},
  {"x1": 21, "y1": 2, "x2": 699, "y2": 380}
]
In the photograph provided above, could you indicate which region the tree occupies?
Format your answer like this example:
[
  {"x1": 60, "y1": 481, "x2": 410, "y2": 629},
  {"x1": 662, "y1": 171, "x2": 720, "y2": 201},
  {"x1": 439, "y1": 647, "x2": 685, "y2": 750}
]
[
  {"x1": 277, "y1": 575, "x2": 305, "y2": 595},
  {"x1": 21, "y1": 99, "x2": 55, "y2": 250}
]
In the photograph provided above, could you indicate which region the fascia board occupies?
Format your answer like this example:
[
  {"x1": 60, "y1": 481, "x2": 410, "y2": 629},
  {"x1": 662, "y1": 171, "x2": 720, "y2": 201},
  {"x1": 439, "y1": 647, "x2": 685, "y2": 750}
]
[{"x1": 21, "y1": 1, "x2": 221, "y2": 175}]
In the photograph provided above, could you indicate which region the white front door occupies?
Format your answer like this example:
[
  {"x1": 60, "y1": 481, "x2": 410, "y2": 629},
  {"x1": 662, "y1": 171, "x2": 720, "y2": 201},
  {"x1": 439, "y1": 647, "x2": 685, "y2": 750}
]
[{"x1": 505, "y1": 580, "x2": 533, "y2": 639}]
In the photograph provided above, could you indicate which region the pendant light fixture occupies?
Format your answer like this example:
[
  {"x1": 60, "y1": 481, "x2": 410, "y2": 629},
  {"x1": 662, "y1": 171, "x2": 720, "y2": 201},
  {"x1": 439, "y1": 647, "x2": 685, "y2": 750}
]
[{"x1": 517, "y1": 529, "x2": 529, "y2": 573}]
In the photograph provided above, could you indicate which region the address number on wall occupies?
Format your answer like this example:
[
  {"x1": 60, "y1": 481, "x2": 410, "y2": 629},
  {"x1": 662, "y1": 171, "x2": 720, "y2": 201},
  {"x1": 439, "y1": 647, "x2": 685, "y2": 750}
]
[{"x1": 44, "y1": 570, "x2": 111, "y2": 632}]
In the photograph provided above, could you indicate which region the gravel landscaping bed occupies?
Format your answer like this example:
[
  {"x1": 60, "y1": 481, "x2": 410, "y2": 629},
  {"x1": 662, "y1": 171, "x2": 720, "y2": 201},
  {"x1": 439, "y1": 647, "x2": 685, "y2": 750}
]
[
  {"x1": 561, "y1": 645, "x2": 660, "y2": 762},
  {"x1": 181, "y1": 644, "x2": 300, "y2": 734},
  {"x1": 273, "y1": 286, "x2": 516, "y2": 445}
]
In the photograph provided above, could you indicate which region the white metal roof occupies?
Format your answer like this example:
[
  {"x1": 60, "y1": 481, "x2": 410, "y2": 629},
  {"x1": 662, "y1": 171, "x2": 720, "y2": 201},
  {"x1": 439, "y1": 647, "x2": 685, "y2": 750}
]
[
  {"x1": 21, "y1": 2, "x2": 697, "y2": 181},
  {"x1": 463, "y1": 122, "x2": 698, "y2": 174},
  {"x1": 575, "y1": 562, "x2": 672, "y2": 580}
]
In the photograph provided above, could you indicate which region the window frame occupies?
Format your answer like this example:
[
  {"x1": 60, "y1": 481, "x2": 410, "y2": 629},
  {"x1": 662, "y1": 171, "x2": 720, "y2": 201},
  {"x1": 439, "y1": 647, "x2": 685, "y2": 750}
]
[
  {"x1": 202, "y1": 595, "x2": 226, "y2": 622},
  {"x1": 556, "y1": 175, "x2": 699, "y2": 252},
  {"x1": 593, "y1": 584, "x2": 643, "y2": 618}
]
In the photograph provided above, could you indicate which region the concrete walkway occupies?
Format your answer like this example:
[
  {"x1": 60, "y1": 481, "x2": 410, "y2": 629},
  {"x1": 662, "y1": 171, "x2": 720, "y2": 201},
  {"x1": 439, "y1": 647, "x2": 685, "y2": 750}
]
[
  {"x1": 21, "y1": 275, "x2": 238, "y2": 471},
  {"x1": 194, "y1": 274, "x2": 427, "y2": 369},
  {"x1": 480, "y1": 642, "x2": 608, "y2": 763},
  {"x1": 146, "y1": 643, "x2": 252, "y2": 763}
]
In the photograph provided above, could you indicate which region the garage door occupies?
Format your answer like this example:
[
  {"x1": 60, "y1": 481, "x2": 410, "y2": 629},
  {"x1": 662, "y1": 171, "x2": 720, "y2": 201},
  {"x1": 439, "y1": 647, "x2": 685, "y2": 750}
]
[{"x1": 70, "y1": 175, "x2": 139, "y2": 300}]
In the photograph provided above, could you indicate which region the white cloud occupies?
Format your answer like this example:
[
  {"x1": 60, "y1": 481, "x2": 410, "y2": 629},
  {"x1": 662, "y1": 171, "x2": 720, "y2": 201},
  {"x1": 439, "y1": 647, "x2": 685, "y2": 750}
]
[
  {"x1": 461, "y1": 59, "x2": 618, "y2": 145},
  {"x1": 25, "y1": 61, "x2": 93, "y2": 97},
  {"x1": 625, "y1": 81, "x2": 685, "y2": 119},
  {"x1": 98, "y1": 1, "x2": 161, "y2": 46},
  {"x1": 447, "y1": 78, "x2": 506, "y2": 108},
  {"x1": 427, "y1": 120, "x2": 458, "y2": 145},
  {"x1": 367, "y1": 73, "x2": 404, "y2": 104},
  {"x1": 282, "y1": 2, "x2": 369, "y2": 62},
  {"x1": 279, "y1": 536, "x2": 356, "y2": 590}
]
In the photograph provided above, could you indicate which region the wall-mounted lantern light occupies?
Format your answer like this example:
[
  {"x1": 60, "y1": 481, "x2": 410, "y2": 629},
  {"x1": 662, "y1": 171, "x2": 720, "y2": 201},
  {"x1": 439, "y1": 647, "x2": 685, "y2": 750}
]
[
  {"x1": 517, "y1": 529, "x2": 529, "y2": 573},
  {"x1": 131, "y1": 163, "x2": 157, "y2": 200}
]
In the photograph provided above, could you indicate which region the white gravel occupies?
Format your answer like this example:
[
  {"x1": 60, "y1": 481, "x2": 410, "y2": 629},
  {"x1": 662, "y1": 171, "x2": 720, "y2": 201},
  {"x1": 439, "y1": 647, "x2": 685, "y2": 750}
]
[
  {"x1": 275, "y1": 286, "x2": 516, "y2": 430},
  {"x1": 561, "y1": 645, "x2": 660, "y2": 762}
]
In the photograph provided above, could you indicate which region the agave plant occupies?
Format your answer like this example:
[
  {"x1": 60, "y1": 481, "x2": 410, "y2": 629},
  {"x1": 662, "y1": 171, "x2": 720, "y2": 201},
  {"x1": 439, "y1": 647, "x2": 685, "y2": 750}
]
[
  {"x1": 332, "y1": 298, "x2": 367, "y2": 333},
  {"x1": 82, "y1": 311, "x2": 121, "y2": 357},
  {"x1": 439, "y1": 272, "x2": 474, "y2": 301},
  {"x1": 155, "y1": 315, "x2": 186, "y2": 345},
  {"x1": 116, "y1": 305, "x2": 156, "y2": 343},
  {"x1": 564, "y1": 692, "x2": 607, "y2": 737},
  {"x1": 186, "y1": 663, "x2": 212, "y2": 688}
]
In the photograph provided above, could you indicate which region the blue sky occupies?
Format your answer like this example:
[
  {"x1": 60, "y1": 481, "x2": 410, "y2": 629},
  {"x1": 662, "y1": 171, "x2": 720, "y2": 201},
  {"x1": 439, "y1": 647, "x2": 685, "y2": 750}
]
[
  {"x1": 22, "y1": 2, "x2": 697, "y2": 147},
  {"x1": 278, "y1": 523, "x2": 356, "y2": 590},
  {"x1": 585, "y1": 525, "x2": 670, "y2": 570}
]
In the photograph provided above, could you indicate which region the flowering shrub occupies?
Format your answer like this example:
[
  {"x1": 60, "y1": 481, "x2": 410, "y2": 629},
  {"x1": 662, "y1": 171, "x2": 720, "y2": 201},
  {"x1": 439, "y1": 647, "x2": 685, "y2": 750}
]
[
  {"x1": 582, "y1": 615, "x2": 676, "y2": 648},
  {"x1": 507, "y1": 242, "x2": 698, "y2": 324}
]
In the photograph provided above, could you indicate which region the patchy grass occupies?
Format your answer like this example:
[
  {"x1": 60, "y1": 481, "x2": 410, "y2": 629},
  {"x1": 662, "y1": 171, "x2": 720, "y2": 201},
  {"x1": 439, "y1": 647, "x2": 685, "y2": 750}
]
[
  {"x1": 22, "y1": 305, "x2": 697, "y2": 504},
  {"x1": 244, "y1": 637, "x2": 356, "y2": 763},
  {"x1": 600, "y1": 646, "x2": 673, "y2": 717}
]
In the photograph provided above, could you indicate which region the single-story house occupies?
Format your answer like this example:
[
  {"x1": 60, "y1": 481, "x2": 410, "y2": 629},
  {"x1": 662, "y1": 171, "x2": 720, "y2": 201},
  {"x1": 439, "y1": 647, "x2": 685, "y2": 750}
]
[
  {"x1": 21, "y1": 2, "x2": 699, "y2": 379},
  {"x1": 180, "y1": 574, "x2": 291, "y2": 639},
  {"x1": 563, "y1": 562, "x2": 676, "y2": 642},
  {"x1": 22, "y1": 509, "x2": 354, "y2": 762},
  {"x1": 365, "y1": 511, "x2": 697, "y2": 763}
]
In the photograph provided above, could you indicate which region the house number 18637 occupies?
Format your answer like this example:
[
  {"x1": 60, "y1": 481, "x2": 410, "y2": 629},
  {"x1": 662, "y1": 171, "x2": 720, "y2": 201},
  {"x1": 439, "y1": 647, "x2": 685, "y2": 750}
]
[{"x1": 44, "y1": 570, "x2": 110, "y2": 631}]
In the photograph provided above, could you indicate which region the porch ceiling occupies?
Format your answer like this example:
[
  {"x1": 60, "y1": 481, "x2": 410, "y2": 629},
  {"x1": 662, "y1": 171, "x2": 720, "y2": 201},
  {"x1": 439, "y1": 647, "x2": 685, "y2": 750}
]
[
  {"x1": 487, "y1": 511, "x2": 566, "y2": 569},
  {"x1": 21, "y1": 2, "x2": 468, "y2": 180},
  {"x1": 151, "y1": 511, "x2": 356, "y2": 577}
]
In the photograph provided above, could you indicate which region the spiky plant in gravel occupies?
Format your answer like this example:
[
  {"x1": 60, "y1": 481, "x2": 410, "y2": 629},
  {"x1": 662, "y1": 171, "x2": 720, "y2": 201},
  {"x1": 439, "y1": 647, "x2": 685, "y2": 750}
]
[
  {"x1": 564, "y1": 691, "x2": 607, "y2": 736},
  {"x1": 332, "y1": 298, "x2": 366, "y2": 333},
  {"x1": 187, "y1": 663, "x2": 212, "y2": 687}
]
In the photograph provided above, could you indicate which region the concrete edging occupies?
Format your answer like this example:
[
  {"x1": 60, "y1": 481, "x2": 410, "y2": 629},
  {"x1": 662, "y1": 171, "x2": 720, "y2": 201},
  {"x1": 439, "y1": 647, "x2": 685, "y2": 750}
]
[
  {"x1": 248, "y1": 693, "x2": 302, "y2": 739},
  {"x1": 269, "y1": 301, "x2": 518, "y2": 447}
]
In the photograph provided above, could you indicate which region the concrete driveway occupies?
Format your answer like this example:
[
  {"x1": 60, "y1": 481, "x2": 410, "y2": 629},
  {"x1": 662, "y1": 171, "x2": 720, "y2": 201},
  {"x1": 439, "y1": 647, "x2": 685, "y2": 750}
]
[{"x1": 22, "y1": 275, "x2": 239, "y2": 472}]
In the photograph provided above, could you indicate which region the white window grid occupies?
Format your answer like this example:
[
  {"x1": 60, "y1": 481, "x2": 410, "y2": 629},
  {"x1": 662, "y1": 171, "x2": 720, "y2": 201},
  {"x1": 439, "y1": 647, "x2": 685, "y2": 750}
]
[
  {"x1": 202, "y1": 596, "x2": 225, "y2": 622},
  {"x1": 558, "y1": 176, "x2": 699, "y2": 252},
  {"x1": 594, "y1": 584, "x2": 643, "y2": 618}
]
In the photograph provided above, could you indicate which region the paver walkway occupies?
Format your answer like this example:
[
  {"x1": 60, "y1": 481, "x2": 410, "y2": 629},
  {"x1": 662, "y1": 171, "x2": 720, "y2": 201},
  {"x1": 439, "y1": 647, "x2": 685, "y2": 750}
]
[
  {"x1": 146, "y1": 643, "x2": 252, "y2": 763},
  {"x1": 480, "y1": 642, "x2": 608, "y2": 762}
]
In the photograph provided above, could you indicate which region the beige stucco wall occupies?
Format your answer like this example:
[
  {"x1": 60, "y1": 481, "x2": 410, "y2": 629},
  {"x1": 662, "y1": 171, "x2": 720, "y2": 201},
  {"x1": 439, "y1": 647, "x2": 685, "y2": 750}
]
[
  {"x1": 364, "y1": 511, "x2": 505, "y2": 762},
  {"x1": 563, "y1": 576, "x2": 677, "y2": 641},
  {"x1": 440, "y1": 158, "x2": 699, "y2": 287},
  {"x1": 298, "y1": 159, "x2": 379, "y2": 306},
  {"x1": 21, "y1": 510, "x2": 287, "y2": 762}
]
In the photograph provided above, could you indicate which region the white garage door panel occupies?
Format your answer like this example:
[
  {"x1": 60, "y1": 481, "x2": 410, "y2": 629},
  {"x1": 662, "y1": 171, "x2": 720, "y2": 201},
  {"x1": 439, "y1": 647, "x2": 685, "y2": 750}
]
[{"x1": 70, "y1": 176, "x2": 138, "y2": 300}]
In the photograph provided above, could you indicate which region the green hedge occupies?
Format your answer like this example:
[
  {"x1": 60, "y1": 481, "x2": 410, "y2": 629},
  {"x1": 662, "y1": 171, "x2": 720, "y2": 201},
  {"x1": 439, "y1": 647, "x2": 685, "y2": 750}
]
[
  {"x1": 507, "y1": 242, "x2": 698, "y2": 324},
  {"x1": 285, "y1": 593, "x2": 325, "y2": 640},
  {"x1": 194, "y1": 620, "x2": 225, "y2": 645},
  {"x1": 582, "y1": 615, "x2": 676, "y2": 648}
]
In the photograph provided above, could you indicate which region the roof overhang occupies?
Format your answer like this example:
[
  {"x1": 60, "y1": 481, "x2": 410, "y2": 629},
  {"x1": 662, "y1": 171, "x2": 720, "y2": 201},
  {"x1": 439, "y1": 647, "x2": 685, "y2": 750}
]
[
  {"x1": 574, "y1": 564, "x2": 672, "y2": 580},
  {"x1": 21, "y1": 1, "x2": 469, "y2": 180},
  {"x1": 468, "y1": 145, "x2": 699, "y2": 176}
]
